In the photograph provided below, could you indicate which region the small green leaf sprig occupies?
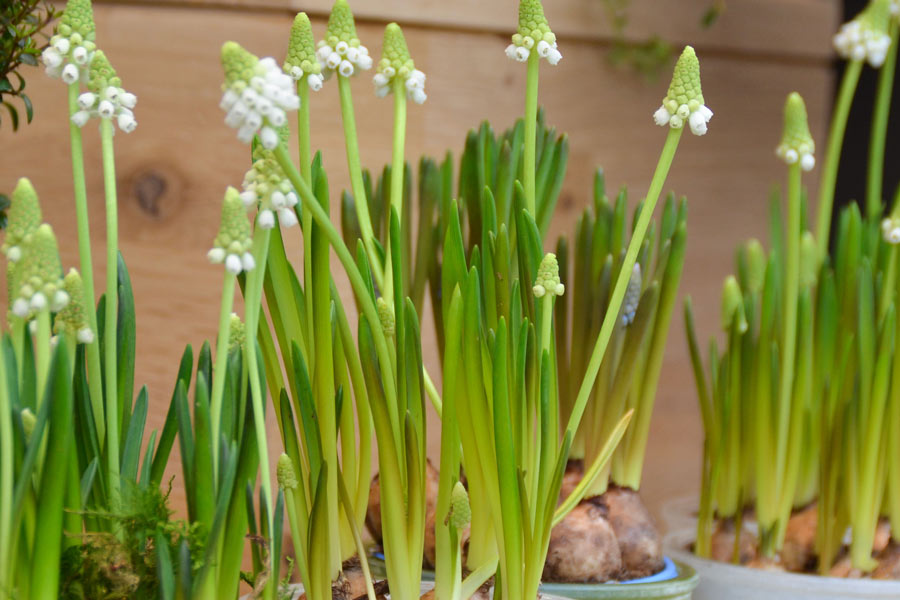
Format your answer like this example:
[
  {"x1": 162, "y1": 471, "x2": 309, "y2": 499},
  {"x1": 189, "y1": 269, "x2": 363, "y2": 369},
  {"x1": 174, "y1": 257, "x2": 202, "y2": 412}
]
[
  {"x1": 71, "y1": 50, "x2": 137, "y2": 132},
  {"x1": 504, "y1": 0, "x2": 562, "y2": 64},
  {"x1": 374, "y1": 23, "x2": 426, "y2": 104},
  {"x1": 40, "y1": 0, "x2": 95, "y2": 84},
  {"x1": 220, "y1": 41, "x2": 299, "y2": 149},
  {"x1": 833, "y1": 0, "x2": 892, "y2": 67},
  {"x1": 284, "y1": 13, "x2": 325, "y2": 91},
  {"x1": 315, "y1": 0, "x2": 373, "y2": 79},
  {"x1": 652, "y1": 46, "x2": 713, "y2": 135}
]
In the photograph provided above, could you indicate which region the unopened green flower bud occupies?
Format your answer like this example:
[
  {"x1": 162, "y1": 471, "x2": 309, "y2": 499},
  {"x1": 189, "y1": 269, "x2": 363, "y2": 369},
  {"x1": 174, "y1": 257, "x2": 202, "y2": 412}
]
[
  {"x1": 12, "y1": 224, "x2": 67, "y2": 319},
  {"x1": 533, "y1": 253, "x2": 565, "y2": 298},
  {"x1": 653, "y1": 46, "x2": 712, "y2": 136},
  {"x1": 20, "y1": 408, "x2": 36, "y2": 441},
  {"x1": 228, "y1": 313, "x2": 245, "y2": 352},
  {"x1": 208, "y1": 187, "x2": 255, "y2": 275},
  {"x1": 374, "y1": 24, "x2": 427, "y2": 104},
  {"x1": 505, "y1": 0, "x2": 561, "y2": 65},
  {"x1": 377, "y1": 297, "x2": 395, "y2": 337},
  {"x1": 721, "y1": 276, "x2": 747, "y2": 333},
  {"x1": 743, "y1": 239, "x2": 766, "y2": 295},
  {"x1": 285, "y1": 13, "x2": 324, "y2": 90},
  {"x1": 87, "y1": 50, "x2": 120, "y2": 94},
  {"x1": 834, "y1": 0, "x2": 892, "y2": 67},
  {"x1": 621, "y1": 263, "x2": 642, "y2": 326},
  {"x1": 60, "y1": 0, "x2": 96, "y2": 40},
  {"x1": 317, "y1": 0, "x2": 372, "y2": 79},
  {"x1": 2, "y1": 178, "x2": 43, "y2": 262},
  {"x1": 447, "y1": 481, "x2": 471, "y2": 530},
  {"x1": 277, "y1": 453, "x2": 298, "y2": 490},
  {"x1": 799, "y1": 232, "x2": 817, "y2": 288},
  {"x1": 54, "y1": 269, "x2": 94, "y2": 343},
  {"x1": 776, "y1": 93, "x2": 815, "y2": 171}
]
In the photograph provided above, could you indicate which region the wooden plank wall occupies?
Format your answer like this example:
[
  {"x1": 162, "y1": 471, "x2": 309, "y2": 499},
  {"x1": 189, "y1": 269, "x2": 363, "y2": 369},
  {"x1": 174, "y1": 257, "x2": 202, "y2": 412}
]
[{"x1": 0, "y1": 0, "x2": 839, "y2": 519}]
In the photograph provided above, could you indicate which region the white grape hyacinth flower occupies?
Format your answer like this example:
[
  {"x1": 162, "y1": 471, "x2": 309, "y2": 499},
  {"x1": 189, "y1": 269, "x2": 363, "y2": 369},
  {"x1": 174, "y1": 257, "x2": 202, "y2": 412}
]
[
  {"x1": 220, "y1": 43, "x2": 300, "y2": 150},
  {"x1": 316, "y1": 40, "x2": 373, "y2": 80},
  {"x1": 882, "y1": 217, "x2": 900, "y2": 244},
  {"x1": 833, "y1": 1, "x2": 893, "y2": 68}
]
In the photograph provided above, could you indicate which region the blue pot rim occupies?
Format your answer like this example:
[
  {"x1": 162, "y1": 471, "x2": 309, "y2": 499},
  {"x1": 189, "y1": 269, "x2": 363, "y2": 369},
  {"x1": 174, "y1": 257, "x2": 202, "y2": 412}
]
[{"x1": 369, "y1": 550, "x2": 681, "y2": 585}]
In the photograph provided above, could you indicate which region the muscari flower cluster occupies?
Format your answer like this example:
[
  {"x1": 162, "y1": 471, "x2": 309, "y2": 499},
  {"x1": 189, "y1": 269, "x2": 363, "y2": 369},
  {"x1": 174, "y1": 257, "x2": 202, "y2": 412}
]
[
  {"x1": 533, "y1": 253, "x2": 565, "y2": 298},
  {"x1": 833, "y1": 0, "x2": 892, "y2": 68},
  {"x1": 240, "y1": 134, "x2": 300, "y2": 229},
  {"x1": 316, "y1": 0, "x2": 373, "y2": 79},
  {"x1": 10, "y1": 224, "x2": 69, "y2": 319},
  {"x1": 505, "y1": 0, "x2": 562, "y2": 65},
  {"x1": 284, "y1": 13, "x2": 325, "y2": 91},
  {"x1": 776, "y1": 92, "x2": 816, "y2": 172},
  {"x1": 374, "y1": 23, "x2": 426, "y2": 104},
  {"x1": 41, "y1": 0, "x2": 96, "y2": 84},
  {"x1": 71, "y1": 50, "x2": 138, "y2": 132},
  {"x1": 2, "y1": 178, "x2": 42, "y2": 263},
  {"x1": 208, "y1": 187, "x2": 256, "y2": 275},
  {"x1": 220, "y1": 42, "x2": 300, "y2": 149},
  {"x1": 882, "y1": 216, "x2": 900, "y2": 244},
  {"x1": 54, "y1": 269, "x2": 95, "y2": 343},
  {"x1": 621, "y1": 264, "x2": 642, "y2": 326},
  {"x1": 653, "y1": 46, "x2": 712, "y2": 136}
]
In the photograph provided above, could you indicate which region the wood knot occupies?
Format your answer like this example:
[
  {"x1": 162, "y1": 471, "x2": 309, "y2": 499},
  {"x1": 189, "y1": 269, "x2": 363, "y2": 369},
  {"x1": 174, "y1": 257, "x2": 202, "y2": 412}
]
[{"x1": 125, "y1": 164, "x2": 184, "y2": 221}]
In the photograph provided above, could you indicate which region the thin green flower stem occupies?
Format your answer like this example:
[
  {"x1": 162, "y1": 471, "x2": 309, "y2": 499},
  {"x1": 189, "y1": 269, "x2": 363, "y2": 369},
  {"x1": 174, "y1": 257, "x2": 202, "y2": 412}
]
[
  {"x1": 100, "y1": 118, "x2": 121, "y2": 511},
  {"x1": 10, "y1": 318, "x2": 24, "y2": 383},
  {"x1": 209, "y1": 270, "x2": 236, "y2": 479},
  {"x1": 245, "y1": 225, "x2": 274, "y2": 537},
  {"x1": 283, "y1": 488, "x2": 311, "y2": 594},
  {"x1": 774, "y1": 163, "x2": 802, "y2": 503},
  {"x1": 816, "y1": 59, "x2": 863, "y2": 263},
  {"x1": 298, "y1": 79, "x2": 315, "y2": 360},
  {"x1": 523, "y1": 51, "x2": 540, "y2": 216},
  {"x1": 0, "y1": 340, "x2": 12, "y2": 591},
  {"x1": 337, "y1": 75, "x2": 385, "y2": 291},
  {"x1": 384, "y1": 77, "x2": 408, "y2": 306},
  {"x1": 67, "y1": 82, "x2": 105, "y2": 442},
  {"x1": 272, "y1": 143, "x2": 400, "y2": 442},
  {"x1": 423, "y1": 368, "x2": 442, "y2": 417},
  {"x1": 867, "y1": 22, "x2": 899, "y2": 221},
  {"x1": 35, "y1": 310, "x2": 51, "y2": 403},
  {"x1": 565, "y1": 127, "x2": 683, "y2": 438}
]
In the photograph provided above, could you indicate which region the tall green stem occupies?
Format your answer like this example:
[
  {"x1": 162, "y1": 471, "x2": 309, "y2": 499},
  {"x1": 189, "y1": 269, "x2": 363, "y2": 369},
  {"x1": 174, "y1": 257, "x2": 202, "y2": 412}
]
[
  {"x1": 35, "y1": 310, "x2": 51, "y2": 404},
  {"x1": 100, "y1": 118, "x2": 120, "y2": 510},
  {"x1": 297, "y1": 79, "x2": 316, "y2": 372},
  {"x1": 867, "y1": 23, "x2": 899, "y2": 221},
  {"x1": 565, "y1": 127, "x2": 683, "y2": 437},
  {"x1": 67, "y1": 82, "x2": 105, "y2": 442},
  {"x1": 337, "y1": 75, "x2": 384, "y2": 290},
  {"x1": 0, "y1": 346, "x2": 11, "y2": 591},
  {"x1": 384, "y1": 78, "x2": 407, "y2": 307},
  {"x1": 209, "y1": 271, "x2": 236, "y2": 478},
  {"x1": 816, "y1": 59, "x2": 863, "y2": 262},
  {"x1": 523, "y1": 51, "x2": 540, "y2": 216}
]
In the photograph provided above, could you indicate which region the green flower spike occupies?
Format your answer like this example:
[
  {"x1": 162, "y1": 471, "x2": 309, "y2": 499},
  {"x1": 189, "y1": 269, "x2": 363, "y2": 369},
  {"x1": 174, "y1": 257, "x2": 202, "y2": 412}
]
[
  {"x1": 277, "y1": 453, "x2": 299, "y2": 490},
  {"x1": 284, "y1": 13, "x2": 325, "y2": 91},
  {"x1": 377, "y1": 297, "x2": 396, "y2": 337},
  {"x1": 374, "y1": 23, "x2": 427, "y2": 104},
  {"x1": 834, "y1": 0, "x2": 892, "y2": 67},
  {"x1": 744, "y1": 239, "x2": 766, "y2": 295},
  {"x1": 653, "y1": 46, "x2": 713, "y2": 136},
  {"x1": 228, "y1": 313, "x2": 245, "y2": 352},
  {"x1": 2, "y1": 178, "x2": 43, "y2": 262},
  {"x1": 42, "y1": 0, "x2": 96, "y2": 84},
  {"x1": 505, "y1": 0, "x2": 562, "y2": 65},
  {"x1": 11, "y1": 224, "x2": 68, "y2": 318},
  {"x1": 776, "y1": 92, "x2": 816, "y2": 171},
  {"x1": 71, "y1": 50, "x2": 138, "y2": 132},
  {"x1": 241, "y1": 131, "x2": 300, "y2": 229},
  {"x1": 220, "y1": 42, "x2": 299, "y2": 149},
  {"x1": 533, "y1": 252, "x2": 565, "y2": 298},
  {"x1": 621, "y1": 263, "x2": 642, "y2": 326},
  {"x1": 54, "y1": 268, "x2": 95, "y2": 343},
  {"x1": 208, "y1": 187, "x2": 255, "y2": 274},
  {"x1": 447, "y1": 481, "x2": 472, "y2": 530},
  {"x1": 721, "y1": 275, "x2": 748, "y2": 334},
  {"x1": 21, "y1": 408, "x2": 36, "y2": 442},
  {"x1": 317, "y1": 0, "x2": 373, "y2": 78}
]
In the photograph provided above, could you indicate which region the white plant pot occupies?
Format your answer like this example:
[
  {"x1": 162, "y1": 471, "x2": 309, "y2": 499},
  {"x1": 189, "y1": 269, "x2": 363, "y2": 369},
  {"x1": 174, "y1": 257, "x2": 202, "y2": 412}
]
[{"x1": 665, "y1": 528, "x2": 900, "y2": 600}]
